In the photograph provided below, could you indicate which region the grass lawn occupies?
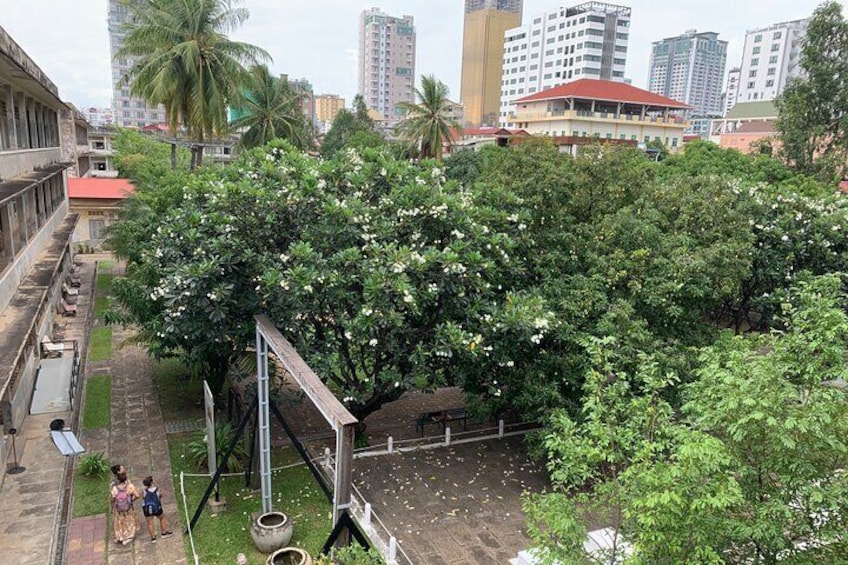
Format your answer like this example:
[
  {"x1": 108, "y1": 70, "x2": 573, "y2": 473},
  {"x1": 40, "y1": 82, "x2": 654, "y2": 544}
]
[
  {"x1": 153, "y1": 358, "x2": 205, "y2": 422},
  {"x1": 82, "y1": 375, "x2": 111, "y2": 430},
  {"x1": 96, "y1": 273, "x2": 114, "y2": 295},
  {"x1": 169, "y1": 433, "x2": 332, "y2": 564},
  {"x1": 98, "y1": 260, "x2": 114, "y2": 272},
  {"x1": 93, "y1": 295, "x2": 110, "y2": 319},
  {"x1": 89, "y1": 327, "x2": 113, "y2": 361},
  {"x1": 72, "y1": 472, "x2": 111, "y2": 518}
]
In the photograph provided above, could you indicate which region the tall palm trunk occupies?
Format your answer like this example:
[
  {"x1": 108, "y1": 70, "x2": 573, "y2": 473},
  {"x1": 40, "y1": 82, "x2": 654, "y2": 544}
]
[{"x1": 170, "y1": 143, "x2": 177, "y2": 170}]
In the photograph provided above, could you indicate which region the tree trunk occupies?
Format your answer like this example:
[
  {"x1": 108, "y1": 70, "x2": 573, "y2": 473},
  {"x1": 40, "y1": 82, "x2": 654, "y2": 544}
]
[
  {"x1": 189, "y1": 146, "x2": 197, "y2": 171},
  {"x1": 196, "y1": 144, "x2": 204, "y2": 167},
  {"x1": 170, "y1": 143, "x2": 177, "y2": 170},
  {"x1": 348, "y1": 387, "x2": 406, "y2": 438}
]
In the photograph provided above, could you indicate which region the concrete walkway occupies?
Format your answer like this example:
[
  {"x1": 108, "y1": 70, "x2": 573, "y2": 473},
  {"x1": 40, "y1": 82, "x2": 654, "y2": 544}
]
[
  {"x1": 61, "y1": 258, "x2": 185, "y2": 565},
  {"x1": 0, "y1": 255, "x2": 95, "y2": 564}
]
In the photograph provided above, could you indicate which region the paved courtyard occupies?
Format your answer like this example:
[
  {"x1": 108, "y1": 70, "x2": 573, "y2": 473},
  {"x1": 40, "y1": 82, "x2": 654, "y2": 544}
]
[{"x1": 354, "y1": 436, "x2": 549, "y2": 564}]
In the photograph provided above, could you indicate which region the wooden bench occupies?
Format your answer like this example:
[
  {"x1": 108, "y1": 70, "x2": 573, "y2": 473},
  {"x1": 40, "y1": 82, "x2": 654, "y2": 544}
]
[
  {"x1": 59, "y1": 298, "x2": 77, "y2": 317},
  {"x1": 415, "y1": 407, "x2": 468, "y2": 437}
]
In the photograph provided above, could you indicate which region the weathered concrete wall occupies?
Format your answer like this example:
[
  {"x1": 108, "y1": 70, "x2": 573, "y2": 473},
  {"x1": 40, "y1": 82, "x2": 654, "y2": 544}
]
[
  {"x1": 0, "y1": 25, "x2": 59, "y2": 98},
  {"x1": 0, "y1": 200, "x2": 68, "y2": 314},
  {"x1": 0, "y1": 147, "x2": 62, "y2": 183}
]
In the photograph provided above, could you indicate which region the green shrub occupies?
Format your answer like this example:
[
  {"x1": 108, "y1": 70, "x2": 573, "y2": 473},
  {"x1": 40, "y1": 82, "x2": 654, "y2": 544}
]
[
  {"x1": 186, "y1": 421, "x2": 247, "y2": 473},
  {"x1": 315, "y1": 545, "x2": 384, "y2": 564},
  {"x1": 78, "y1": 452, "x2": 110, "y2": 478}
]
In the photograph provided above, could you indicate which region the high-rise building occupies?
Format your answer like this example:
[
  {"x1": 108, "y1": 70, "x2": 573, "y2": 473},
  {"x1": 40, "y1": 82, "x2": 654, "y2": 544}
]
[
  {"x1": 723, "y1": 67, "x2": 741, "y2": 116},
  {"x1": 734, "y1": 19, "x2": 808, "y2": 106},
  {"x1": 499, "y1": 2, "x2": 631, "y2": 126},
  {"x1": 315, "y1": 95, "x2": 346, "y2": 134},
  {"x1": 358, "y1": 8, "x2": 416, "y2": 123},
  {"x1": 648, "y1": 30, "x2": 727, "y2": 137},
  {"x1": 281, "y1": 75, "x2": 316, "y2": 131},
  {"x1": 108, "y1": 0, "x2": 166, "y2": 128},
  {"x1": 461, "y1": 0, "x2": 523, "y2": 127}
]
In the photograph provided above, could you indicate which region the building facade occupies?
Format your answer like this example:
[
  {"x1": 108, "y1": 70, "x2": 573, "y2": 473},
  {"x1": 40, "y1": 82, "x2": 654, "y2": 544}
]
[
  {"x1": 108, "y1": 0, "x2": 166, "y2": 127},
  {"x1": 499, "y1": 2, "x2": 631, "y2": 126},
  {"x1": 315, "y1": 94, "x2": 346, "y2": 132},
  {"x1": 461, "y1": 0, "x2": 523, "y2": 127},
  {"x1": 85, "y1": 107, "x2": 114, "y2": 128},
  {"x1": 734, "y1": 18, "x2": 808, "y2": 106},
  {"x1": 0, "y1": 24, "x2": 78, "y2": 469},
  {"x1": 68, "y1": 177, "x2": 133, "y2": 244},
  {"x1": 358, "y1": 8, "x2": 416, "y2": 123},
  {"x1": 723, "y1": 67, "x2": 741, "y2": 116},
  {"x1": 648, "y1": 30, "x2": 727, "y2": 137},
  {"x1": 509, "y1": 78, "x2": 690, "y2": 154}
]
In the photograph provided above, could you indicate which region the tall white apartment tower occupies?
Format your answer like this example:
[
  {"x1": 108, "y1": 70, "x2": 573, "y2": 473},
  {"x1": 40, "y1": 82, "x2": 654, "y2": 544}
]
[
  {"x1": 648, "y1": 30, "x2": 727, "y2": 137},
  {"x1": 499, "y1": 2, "x2": 631, "y2": 126},
  {"x1": 359, "y1": 8, "x2": 416, "y2": 123},
  {"x1": 108, "y1": 0, "x2": 166, "y2": 127},
  {"x1": 734, "y1": 18, "x2": 808, "y2": 106},
  {"x1": 723, "y1": 67, "x2": 741, "y2": 116}
]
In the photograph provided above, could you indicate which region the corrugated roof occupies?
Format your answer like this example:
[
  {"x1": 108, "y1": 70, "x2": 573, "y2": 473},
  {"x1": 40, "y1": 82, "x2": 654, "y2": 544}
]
[
  {"x1": 515, "y1": 79, "x2": 691, "y2": 109},
  {"x1": 68, "y1": 177, "x2": 134, "y2": 200},
  {"x1": 728, "y1": 120, "x2": 777, "y2": 134},
  {"x1": 726, "y1": 100, "x2": 777, "y2": 120}
]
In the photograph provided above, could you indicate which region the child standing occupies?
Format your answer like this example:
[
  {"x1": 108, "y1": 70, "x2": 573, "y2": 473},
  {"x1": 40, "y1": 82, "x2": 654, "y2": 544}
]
[{"x1": 141, "y1": 476, "x2": 173, "y2": 542}]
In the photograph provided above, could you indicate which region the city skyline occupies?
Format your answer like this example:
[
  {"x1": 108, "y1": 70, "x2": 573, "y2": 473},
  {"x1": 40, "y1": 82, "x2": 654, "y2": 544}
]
[{"x1": 0, "y1": 0, "x2": 840, "y2": 111}]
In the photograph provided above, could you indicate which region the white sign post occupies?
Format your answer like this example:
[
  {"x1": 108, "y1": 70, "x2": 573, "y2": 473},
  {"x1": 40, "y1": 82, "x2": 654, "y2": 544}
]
[{"x1": 203, "y1": 381, "x2": 217, "y2": 478}]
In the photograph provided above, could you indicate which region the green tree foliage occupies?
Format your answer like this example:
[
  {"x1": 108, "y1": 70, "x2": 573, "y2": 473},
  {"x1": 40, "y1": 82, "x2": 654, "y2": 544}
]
[
  {"x1": 527, "y1": 275, "x2": 848, "y2": 564},
  {"x1": 116, "y1": 0, "x2": 268, "y2": 167},
  {"x1": 230, "y1": 65, "x2": 311, "y2": 150},
  {"x1": 321, "y1": 95, "x2": 380, "y2": 158},
  {"x1": 777, "y1": 1, "x2": 848, "y2": 180},
  {"x1": 111, "y1": 141, "x2": 551, "y2": 417},
  {"x1": 395, "y1": 75, "x2": 462, "y2": 160}
]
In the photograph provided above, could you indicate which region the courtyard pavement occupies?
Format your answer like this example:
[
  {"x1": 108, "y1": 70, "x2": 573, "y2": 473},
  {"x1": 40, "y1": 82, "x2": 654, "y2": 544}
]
[{"x1": 354, "y1": 436, "x2": 550, "y2": 564}]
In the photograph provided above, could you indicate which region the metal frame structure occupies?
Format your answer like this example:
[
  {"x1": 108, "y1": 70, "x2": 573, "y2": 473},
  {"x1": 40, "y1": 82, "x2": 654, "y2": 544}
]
[{"x1": 254, "y1": 314, "x2": 358, "y2": 525}]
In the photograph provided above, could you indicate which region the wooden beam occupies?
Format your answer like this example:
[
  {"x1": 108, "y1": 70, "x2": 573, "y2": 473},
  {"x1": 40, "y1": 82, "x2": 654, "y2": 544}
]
[{"x1": 254, "y1": 315, "x2": 357, "y2": 430}]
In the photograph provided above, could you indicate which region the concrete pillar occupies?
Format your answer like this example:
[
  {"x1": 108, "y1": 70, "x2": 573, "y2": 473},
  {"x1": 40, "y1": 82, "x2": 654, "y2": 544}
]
[
  {"x1": 387, "y1": 436, "x2": 393, "y2": 454},
  {"x1": 363, "y1": 502, "x2": 372, "y2": 527},
  {"x1": 16, "y1": 92, "x2": 29, "y2": 148},
  {"x1": 3, "y1": 85, "x2": 17, "y2": 150},
  {"x1": 26, "y1": 98, "x2": 37, "y2": 148},
  {"x1": 36, "y1": 104, "x2": 46, "y2": 148},
  {"x1": 0, "y1": 204, "x2": 16, "y2": 259}
]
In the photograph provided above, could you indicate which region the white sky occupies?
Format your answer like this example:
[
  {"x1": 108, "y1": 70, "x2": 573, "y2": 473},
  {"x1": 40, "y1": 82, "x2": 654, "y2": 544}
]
[{"x1": 0, "y1": 0, "x2": 842, "y2": 109}]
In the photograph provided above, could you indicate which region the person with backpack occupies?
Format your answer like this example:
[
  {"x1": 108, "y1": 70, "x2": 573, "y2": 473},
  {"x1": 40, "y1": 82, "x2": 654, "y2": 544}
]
[
  {"x1": 110, "y1": 467, "x2": 141, "y2": 545},
  {"x1": 141, "y1": 476, "x2": 173, "y2": 542}
]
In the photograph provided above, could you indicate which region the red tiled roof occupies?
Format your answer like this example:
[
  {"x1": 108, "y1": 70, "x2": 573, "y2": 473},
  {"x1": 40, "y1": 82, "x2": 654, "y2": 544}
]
[
  {"x1": 68, "y1": 178, "x2": 135, "y2": 200},
  {"x1": 515, "y1": 79, "x2": 691, "y2": 109}
]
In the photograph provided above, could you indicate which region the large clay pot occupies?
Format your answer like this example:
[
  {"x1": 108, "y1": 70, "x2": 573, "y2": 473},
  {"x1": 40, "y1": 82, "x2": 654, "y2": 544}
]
[
  {"x1": 251, "y1": 511, "x2": 294, "y2": 553},
  {"x1": 265, "y1": 547, "x2": 312, "y2": 565}
]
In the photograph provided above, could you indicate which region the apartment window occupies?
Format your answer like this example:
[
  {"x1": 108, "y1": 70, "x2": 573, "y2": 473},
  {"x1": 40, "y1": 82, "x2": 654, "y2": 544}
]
[
  {"x1": 547, "y1": 25, "x2": 556, "y2": 32},
  {"x1": 530, "y1": 64, "x2": 538, "y2": 70},
  {"x1": 749, "y1": 70, "x2": 757, "y2": 77},
  {"x1": 532, "y1": 29, "x2": 540, "y2": 36},
  {"x1": 773, "y1": 31, "x2": 782, "y2": 40},
  {"x1": 615, "y1": 45, "x2": 627, "y2": 52},
  {"x1": 767, "y1": 67, "x2": 776, "y2": 75},
  {"x1": 754, "y1": 34, "x2": 762, "y2": 43},
  {"x1": 616, "y1": 33, "x2": 629, "y2": 40},
  {"x1": 543, "y1": 73, "x2": 552, "y2": 79},
  {"x1": 533, "y1": 17, "x2": 541, "y2": 24},
  {"x1": 547, "y1": 37, "x2": 555, "y2": 44},
  {"x1": 769, "y1": 55, "x2": 778, "y2": 64},
  {"x1": 766, "y1": 79, "x2": 775, "y2": 87},
  {"x1": 747, "y1": 81, "x2": 755, "y2": 88},
  {"x1": 771, "y1": 43, "x2": 780, "y2": 52},
  {"x1": 753, "y1": 46, "x2": 761, "y2": 54},
  {"x1": 532, "y1": 41, "x2": 540, "y2": 47},
  {"x1": 750, "y1": 58, "x2": 759, "y2": 66}
]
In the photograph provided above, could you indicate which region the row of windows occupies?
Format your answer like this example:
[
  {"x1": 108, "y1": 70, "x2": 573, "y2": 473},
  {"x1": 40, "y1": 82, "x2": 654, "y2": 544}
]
[{"x1": 753, "y1": 30, "x2": 783, "y2": 42}]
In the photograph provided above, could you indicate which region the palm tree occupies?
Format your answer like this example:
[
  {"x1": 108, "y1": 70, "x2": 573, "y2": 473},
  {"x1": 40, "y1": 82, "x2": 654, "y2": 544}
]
[
  {"x1": 230, "y1": 65, "x2": 310, "y2": 150},
  {"x1": 395, "y1": 75, "x2": 462, "y2": 160},
  {"x1": 116, "y1": 0, "x2": 269, "y2": 168}
]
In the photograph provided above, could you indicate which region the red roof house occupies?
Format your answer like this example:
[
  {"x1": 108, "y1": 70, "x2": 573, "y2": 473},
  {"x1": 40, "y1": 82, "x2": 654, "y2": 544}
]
[{"x1": 68, "y1": 177, "x2": 134, "y2": 200}]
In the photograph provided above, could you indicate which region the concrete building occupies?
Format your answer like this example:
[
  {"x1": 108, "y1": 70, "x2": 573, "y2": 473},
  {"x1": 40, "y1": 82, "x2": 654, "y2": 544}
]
[
  {"x1": 648, "y1": 30, "x2": 727, "y2": 138},
  {"x1": 358, "y1": 8, "x2": 416, "y2": 123},
  {"x1": 68, "y1": 177, "x2": 133, "y2": 244},
  {"x1": 509, "y1": 78, "x2": 690, "y2": 154},
  {"x1": 108, "y1": 0, "x2": 166, "y2": 127},
  {"x1": 59, "y1": 104, "x2": 93, "y2": 178},
  {"x1": 0, "y1": 24, "x2": 78, "y2": 470},
  {"x1": 85, "y1": 107, "x2": 114, "y2": 128},
  {"x1": 316, "y1": 94, "x2": 346, "y2": 133},
  {"x1": 723, "y1": 67, "x2": 741, "y2": 116},
  {"x1": 282, "y1": 75, "x2": 316, "y2": 131},
  {"x1": 709, "y1": 99, "x2": 778, "y2": 151},
  {"x1": 461, "y1": 0, "x2": 523, "y2": 127},
  {"x1": 88, "y1": 127, "x2": 118, "y2": 178},
  {"x1": 499, "y1": 2, "x2": 632, "y2": 126},
  {"x1": 733, "y1": 18, "x2": 808, "y2": 106}
]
